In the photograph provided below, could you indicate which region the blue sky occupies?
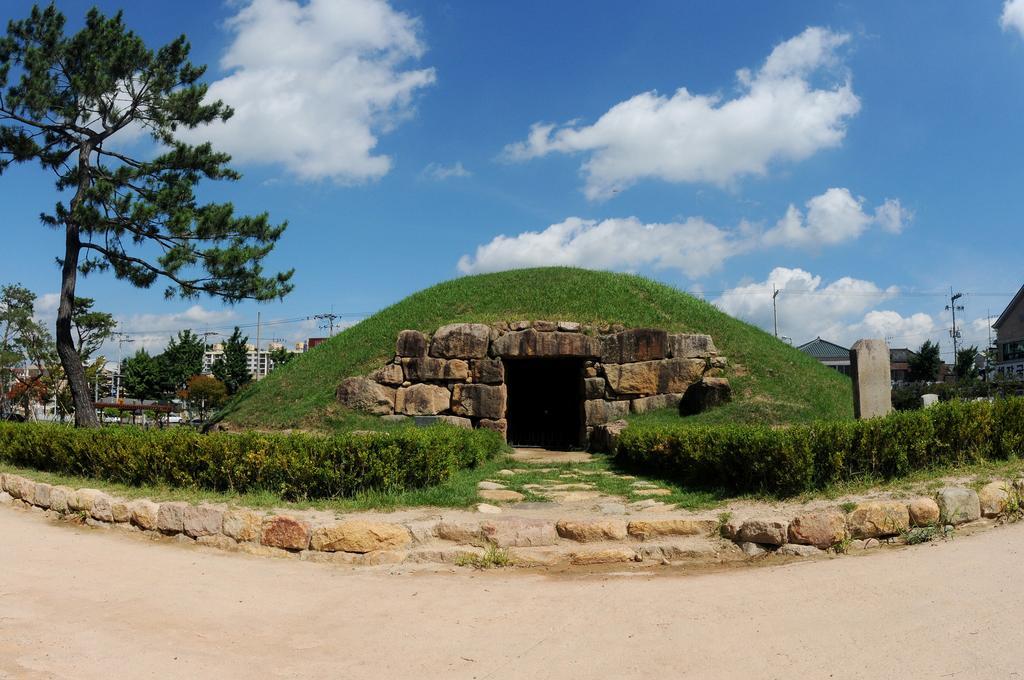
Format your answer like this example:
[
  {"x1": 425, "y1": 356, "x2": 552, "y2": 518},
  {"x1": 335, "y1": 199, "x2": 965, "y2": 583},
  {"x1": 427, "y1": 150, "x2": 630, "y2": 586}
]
[{"x1": 2, "y1": 0, "x2": 1022, "y2": 360}]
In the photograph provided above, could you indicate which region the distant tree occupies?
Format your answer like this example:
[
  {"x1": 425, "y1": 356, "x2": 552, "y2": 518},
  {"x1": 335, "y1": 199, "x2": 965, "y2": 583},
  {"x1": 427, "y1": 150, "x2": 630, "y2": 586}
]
[
  {"x1": 909, "y1": 340, "x2": 942, "y2": 382},
  {"x1": 121, "y1": 348, "x2": 162, "y2": 400},
  {"x1": 212, "y1": 327, "x2": 251, "y2": 395},
  {"x1": 158, "y1": 329, "x2": 205, "y2": 394},
  {"x1": 183, "y1": 374, "x2": 227, "y2": 419},
  {"x1": 71, "y1": 297, "x2": 116, "y2": 364},
  {"x1": 268, "y1": 346, "x2": 294, "y2": 371},
  {"x1": 0, "y1": 6, "x2": 293, "y2": 427},
  {"x1": 955, "y1": 345, "x2": 980, "y2": 381},
  {"x1": 0, "y1": 284, "x2": 37, "y2": 415}
]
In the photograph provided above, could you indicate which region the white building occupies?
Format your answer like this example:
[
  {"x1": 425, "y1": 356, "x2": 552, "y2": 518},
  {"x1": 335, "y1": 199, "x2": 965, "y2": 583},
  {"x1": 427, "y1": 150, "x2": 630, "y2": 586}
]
[{"x1": 202, "y1": 341, "x2": 304, "y2": 379}]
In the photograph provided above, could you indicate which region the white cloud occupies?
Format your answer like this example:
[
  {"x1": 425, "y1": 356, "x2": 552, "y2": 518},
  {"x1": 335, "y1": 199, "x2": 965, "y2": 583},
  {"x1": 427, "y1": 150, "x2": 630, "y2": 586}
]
[
  {"x1": 714, "y1": 267, "x2": 899, "y2": 344},
  {"x1": 849, "y1": 310, "x2": 937, "y2": 349},
  {"x1": 762, "y1": 188, "x2": 910, "y2": 247},
  {"x1": 502, "y1": 27, "x2": 860, "y2": 200},
  {"x1": 35, "y1": 293, "x2": 60, "y2": 315},
  {"x1": 421, "y1": 161, "x2": 472, "y2": 181},
  {"x1": 457, "y1": 216, "x2": 751, "y2": 278},
  {"x1": 458, "y1": 187, "x2": 903, "y2": 277},
  {"x1": 112, "y1": 306, "x2": 240, "y2": 355},
  {"x1": 1002, "y1": 0, "x2": 1024, "y2": 37},
  {"x1": 181, "y1": 0, "x2": 436, "y2": 182}
]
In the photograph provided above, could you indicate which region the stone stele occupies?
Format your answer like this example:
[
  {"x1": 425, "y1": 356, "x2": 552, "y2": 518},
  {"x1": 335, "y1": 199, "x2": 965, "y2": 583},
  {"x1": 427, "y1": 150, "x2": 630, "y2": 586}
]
[{"x1": 850, "y1": 338, "x2": 892, "y2": 419}]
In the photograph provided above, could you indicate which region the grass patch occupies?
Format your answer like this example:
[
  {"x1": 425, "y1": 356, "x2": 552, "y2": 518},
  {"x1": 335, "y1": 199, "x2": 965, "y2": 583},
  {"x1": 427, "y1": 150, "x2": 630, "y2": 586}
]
[
  {"x1": 218, "y1": 267, "x2": 854, "y2": 433},
  {"x1": 456, "y1": 543, "x2": 512, "y2": 569}
]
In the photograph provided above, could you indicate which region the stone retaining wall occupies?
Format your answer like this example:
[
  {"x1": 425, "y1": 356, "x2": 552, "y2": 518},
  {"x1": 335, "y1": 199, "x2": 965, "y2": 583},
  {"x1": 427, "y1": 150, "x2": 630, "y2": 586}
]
[
  {"x1": 337, "y1": 321, "x2": 731, "y2": 446},
  {"x1": 3, "y1": 471, "x2": 1020, "y2": 569}
]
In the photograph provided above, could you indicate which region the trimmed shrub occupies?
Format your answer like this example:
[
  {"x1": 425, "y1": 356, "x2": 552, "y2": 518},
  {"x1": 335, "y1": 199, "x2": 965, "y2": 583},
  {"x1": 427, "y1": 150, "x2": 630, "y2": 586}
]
[
  {"x1": 616, "y1": 398, "x2": 1022, "y2": 496},
  {"x1": 0, "y1": 423, "x2": 503, "y2": 500}
]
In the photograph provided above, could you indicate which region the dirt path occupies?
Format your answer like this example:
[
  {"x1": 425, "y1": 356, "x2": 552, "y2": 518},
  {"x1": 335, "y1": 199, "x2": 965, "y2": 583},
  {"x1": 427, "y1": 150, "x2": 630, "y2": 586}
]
[{"x1": 2, "y1": 505, "x2": 1023, "y2": 679}]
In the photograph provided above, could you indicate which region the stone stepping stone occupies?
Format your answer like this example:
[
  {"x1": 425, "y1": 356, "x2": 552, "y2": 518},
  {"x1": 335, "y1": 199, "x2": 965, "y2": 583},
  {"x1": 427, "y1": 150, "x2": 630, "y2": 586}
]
[
  {"x1": 631, "y1": 499, "x2": 665, "y2": 509},
  {"x1": 511, "y1": 450, "x2": 593, "y2": 464},
  {"x1": 546, "y1": 484, "x2": 595, "y2": 491},
  {"x1": 476, "y1": 503, "x2": 503, "y2": 514},
  {"x1": 634, "y1": 488, "x2": 671, "y2": 497},
  {"x1": 477, "y1": 481, "x2": 507, "y2": 490},
  {"x1": 596, "y1": 502, "x2": 627, "y2": 515},
  {"x1": 496, "y1": 469, "x2": 516, "y2": 477},
  {"x1": 479, "y1": 489, "x2": 525, "y2": 503},
  {"x1": 546, "y1": 491, "x2": 603, "y2": 503},
  {"x1": 631, "y1": 481, "x2": 658, "y2": 488}
]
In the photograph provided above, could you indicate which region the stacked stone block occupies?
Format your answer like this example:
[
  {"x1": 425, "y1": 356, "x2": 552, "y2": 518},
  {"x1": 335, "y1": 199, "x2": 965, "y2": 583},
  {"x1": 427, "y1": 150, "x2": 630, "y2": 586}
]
[{"x1": 336, "y1": 321, "x2": 730, "y2": 446}]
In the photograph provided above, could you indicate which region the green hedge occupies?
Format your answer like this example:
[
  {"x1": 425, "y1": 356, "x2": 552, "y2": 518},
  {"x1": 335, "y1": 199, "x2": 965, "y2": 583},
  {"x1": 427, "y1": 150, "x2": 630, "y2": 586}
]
[
  {"x1": 0, "y1": 423, "x2": 504, "y2": 500},
  {"x1": 616, "y1": 398, "x2": 1024, "y2": 497}
]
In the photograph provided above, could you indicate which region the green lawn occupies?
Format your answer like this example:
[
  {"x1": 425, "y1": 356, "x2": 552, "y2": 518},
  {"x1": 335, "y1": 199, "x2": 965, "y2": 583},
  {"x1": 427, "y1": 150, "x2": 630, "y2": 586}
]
[{"x1": 219, "y1": 267, "x2": 853, "y2": 432}]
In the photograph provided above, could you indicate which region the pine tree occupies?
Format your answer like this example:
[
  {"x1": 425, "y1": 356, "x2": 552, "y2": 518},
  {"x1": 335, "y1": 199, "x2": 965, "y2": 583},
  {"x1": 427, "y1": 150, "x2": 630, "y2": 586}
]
[
  {"x1": 909, "y1": 340, "x2": 942, "y2": 383},
  {"x1": 212, "y1": 327, "x2": 251, "y2": 395},
  {"x1": 159, "y1": 329, "x2": 205, "y2": 395},
  {"x1": 0, "y1": 6, "x2": 293, "y2": 426}
]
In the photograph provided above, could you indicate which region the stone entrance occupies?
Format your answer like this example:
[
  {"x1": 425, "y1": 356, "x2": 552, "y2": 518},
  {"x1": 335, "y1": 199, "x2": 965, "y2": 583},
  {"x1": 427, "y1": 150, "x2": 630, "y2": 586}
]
[
  {"x1": 505, "y1": 358, "x2": 585, "y2": 449},
  {"x1": 336, "y1": 321, "x2": 731, "y2": 448}
]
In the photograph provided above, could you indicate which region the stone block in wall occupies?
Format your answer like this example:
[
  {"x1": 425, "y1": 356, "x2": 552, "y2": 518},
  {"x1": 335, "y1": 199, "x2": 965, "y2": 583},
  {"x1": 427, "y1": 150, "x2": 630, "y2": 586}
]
[
  {"x1": 492, "y1": 329, "x2": 602, "y2": 358},
  {"x1": 428, "y1": 323, "x2": 491, "y2": 359},
  {"x1": 403, "y1": 357, "x2": 469, "y2": 381},
  {"x1": 557, "y1": 321, "x2": 581, "y2": 332},
  {"x1": 371, "y1": 363, "x2": 404, "y2": 386},
  {"x1": 679, "y1": 377, "x2": 732, "y2": 415},
  {"x1": 668, "y1": 333, "x2": 717, "y2": 358},
  {"x1": 413, "y1": 415, "x2": 473, "y2": 429},
  {"x1": 471, "y1": 358, "x2": 504, "y2": 384},
  {"x1": 584, "y1": 377, "x2": 607, "y2": 399},
  {"x1": 630, "y1": 393, "x2": 683, "y2": 414},
  {"x1": 336, "y1": 377, "x2": 396, "y2": 415},
  {"x1": 657, "y1": 358, "x2": 707, "y2": 393},
  {"x1": 590, "y1": 419, "x2": 628, "y2": 452},
  {"x1": 605, "y1": 358, "x2": 706, "y2": 396},
  {"x1": 478, "y1": 418, "x2": 508, "y2": 438},
  {"x1": 396, "y1": 330, "x2": 428, "y2": 357},
  {"x1": 532, "y1": 320, "x2": 557, "y2": 332},
  {"x1": 584, "y1": 399, "x2": 630, "y2": 426},
  {"x1": 604, "y1": 361, "x2": 659, "y2": 395},
  {"x1": 600, "y1": 328, "x2": 668, "y2": 364},
  {"x1": 452, "y1": 383, "x2": 507, "y2": 419},
  {"x1": 397, "y1": 383, "x2": 451, "y2": 416}
]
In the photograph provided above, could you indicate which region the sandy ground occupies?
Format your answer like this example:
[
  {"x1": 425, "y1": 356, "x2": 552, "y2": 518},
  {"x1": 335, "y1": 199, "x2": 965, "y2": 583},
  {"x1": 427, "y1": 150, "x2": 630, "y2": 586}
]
[{"x1": 2, "y1": 505, "x2": 1023, "y2": 679}]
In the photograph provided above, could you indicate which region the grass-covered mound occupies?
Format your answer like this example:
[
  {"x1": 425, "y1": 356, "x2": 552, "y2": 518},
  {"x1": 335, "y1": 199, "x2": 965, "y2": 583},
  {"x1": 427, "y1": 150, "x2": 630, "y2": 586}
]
[
  {"x1": 219, "y1": 267, "x2": 854, "y2": 431},
  {"x1": 0, "y1": 422, "x2": 503, "y2": 501}
]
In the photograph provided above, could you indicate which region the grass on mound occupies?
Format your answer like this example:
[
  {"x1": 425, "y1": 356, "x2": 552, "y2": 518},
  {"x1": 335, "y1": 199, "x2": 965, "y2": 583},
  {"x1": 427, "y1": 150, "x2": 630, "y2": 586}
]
[{"x1": 219, "y1": 267, "x2": 853, "y2": 432}]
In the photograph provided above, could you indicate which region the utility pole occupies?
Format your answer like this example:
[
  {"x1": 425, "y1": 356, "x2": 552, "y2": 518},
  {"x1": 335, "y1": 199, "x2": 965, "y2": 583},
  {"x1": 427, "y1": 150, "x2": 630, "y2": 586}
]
[
  {"x1": 772, "y1": 285, "x2": 780, "y2": 339},
  {"x1": 112, "y1": 331, "x2": 134, "y2": 400},
  {"x1": 314, "y1": 311, "x2": 340, "y2": 337},
  {"x1": 945, "y1": 288, "x2": 965, "y2": 358},
  {"x1": 255, "y1": 311, "x2": 262, "y2": 380}
]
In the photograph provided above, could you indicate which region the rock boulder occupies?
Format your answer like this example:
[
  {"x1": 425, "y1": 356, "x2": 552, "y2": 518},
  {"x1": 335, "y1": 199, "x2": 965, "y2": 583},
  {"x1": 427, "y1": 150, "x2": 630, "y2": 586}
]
[
  {"x1": 336, "y1": 377, "x2": 396, "y2": 415},
  {"x1": 935, "y1": 487, "x2": 981, "y2": 525},
  {"x1": 679, "y1": 377, "x2": 732, "y2": 416}
]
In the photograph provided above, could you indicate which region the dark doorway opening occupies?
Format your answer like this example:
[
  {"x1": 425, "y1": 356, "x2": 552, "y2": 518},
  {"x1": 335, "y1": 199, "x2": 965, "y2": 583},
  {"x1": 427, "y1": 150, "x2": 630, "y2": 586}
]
[{"x1": 504, "y1": 358, "x2": 584, "y2": 449}]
